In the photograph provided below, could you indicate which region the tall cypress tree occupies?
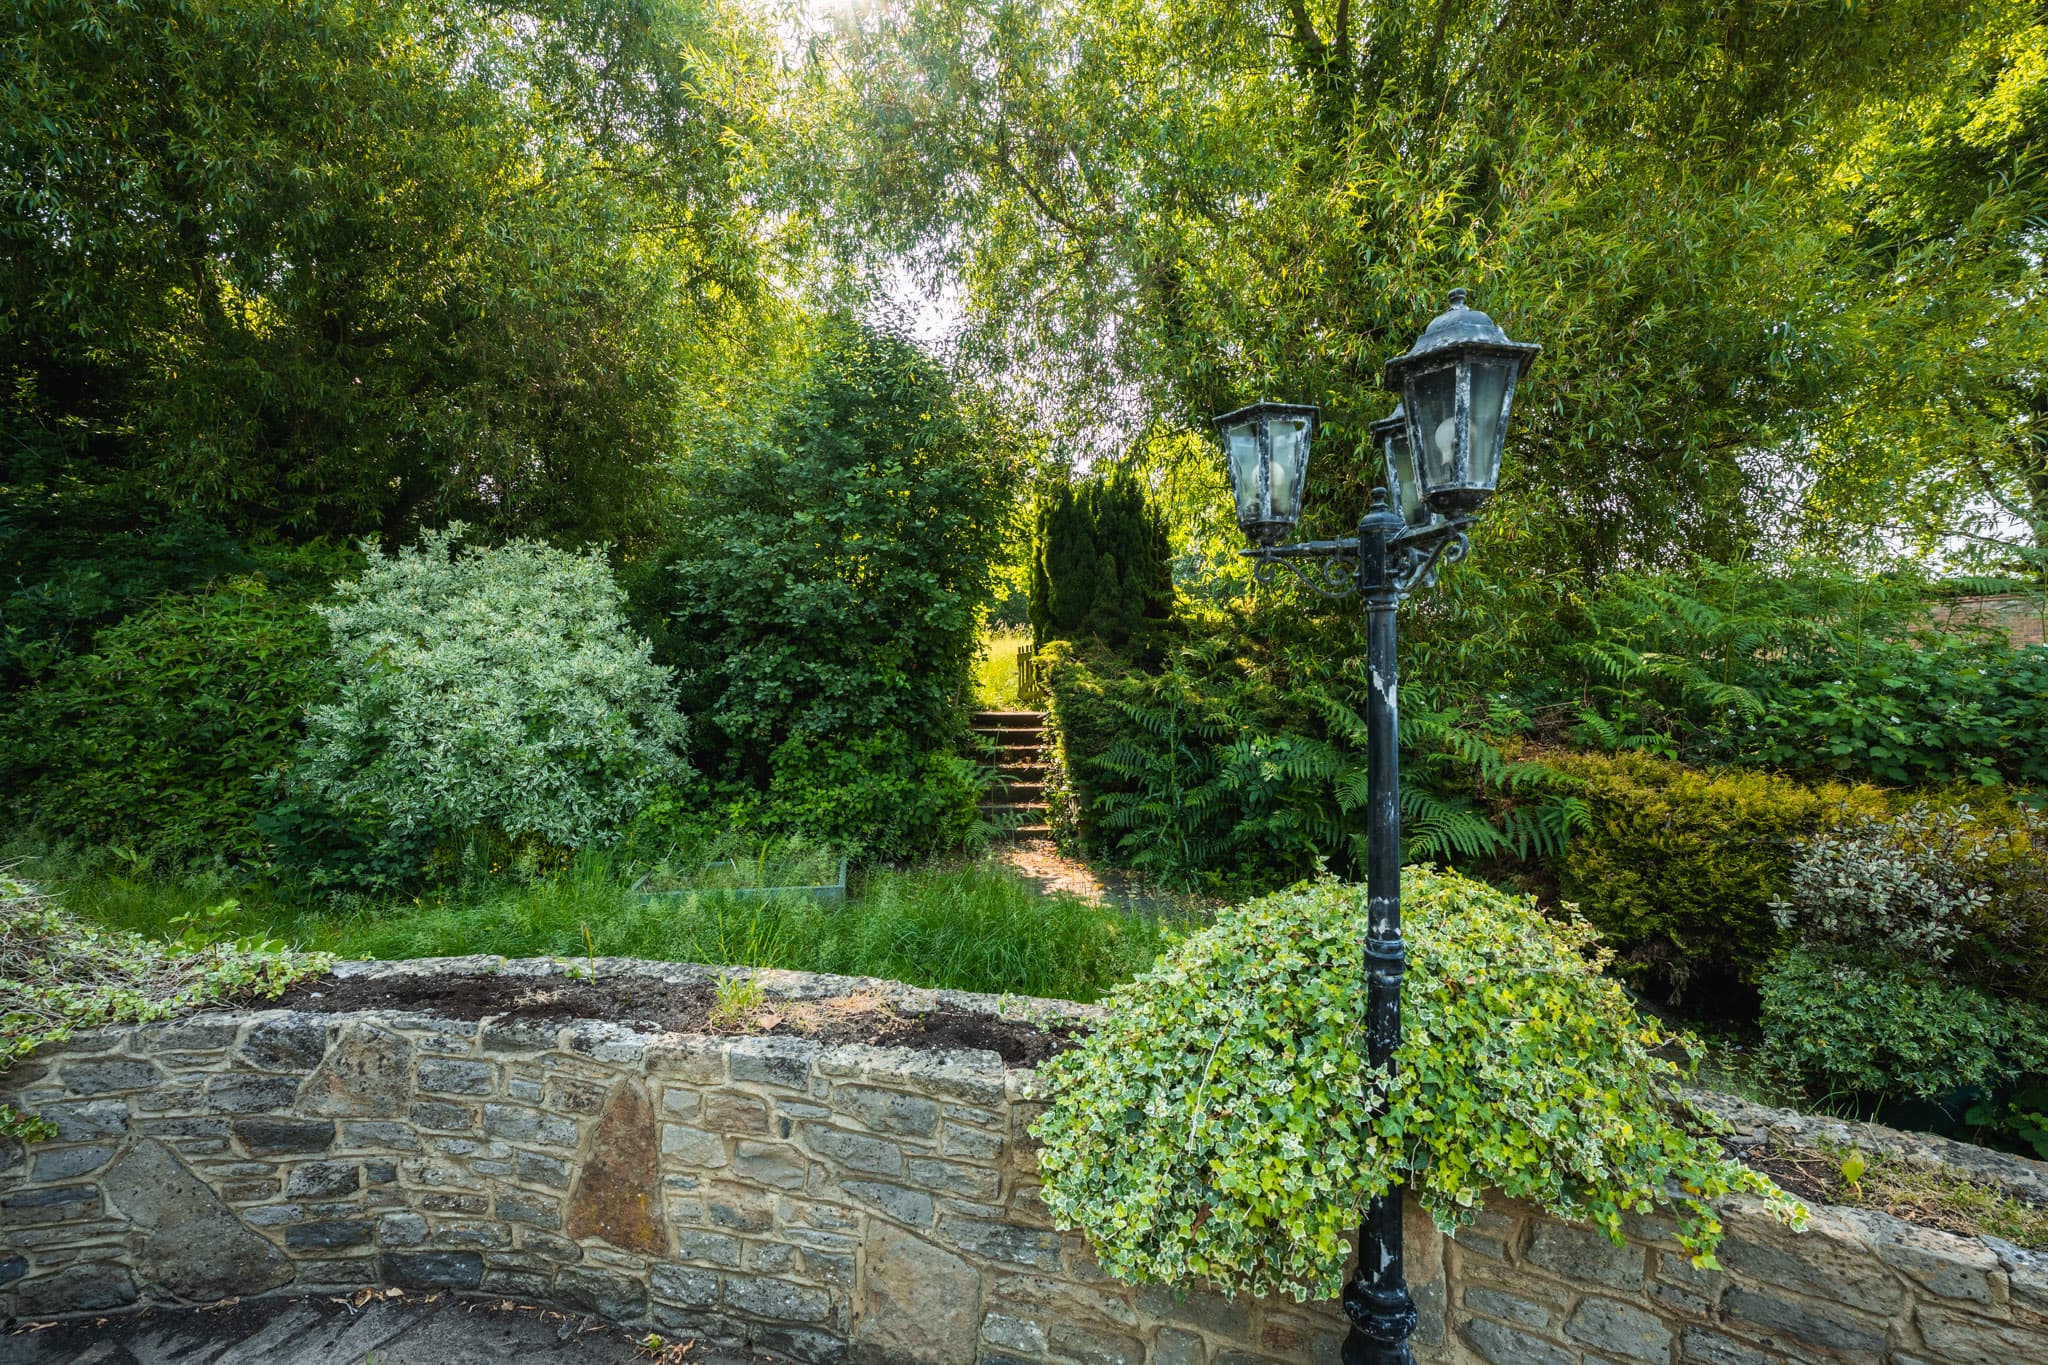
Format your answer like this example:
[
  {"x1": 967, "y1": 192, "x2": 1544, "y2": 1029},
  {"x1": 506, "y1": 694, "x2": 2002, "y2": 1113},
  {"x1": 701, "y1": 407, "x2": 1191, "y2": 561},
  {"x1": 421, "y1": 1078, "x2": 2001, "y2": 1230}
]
[{"x1": 1030, "y1": 469, "x2": 1172, "y2": 647}]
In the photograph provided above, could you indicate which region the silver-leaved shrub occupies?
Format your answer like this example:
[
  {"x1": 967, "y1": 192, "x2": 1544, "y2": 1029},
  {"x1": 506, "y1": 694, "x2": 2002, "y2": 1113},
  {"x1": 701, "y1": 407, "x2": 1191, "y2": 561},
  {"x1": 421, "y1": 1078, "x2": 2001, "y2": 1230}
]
[
  {"x1": 282, "y1": 527, "x2": 688, "y2": 881},
  {"x1": 1031, "y1": 870, "x2": 1797, "y2": 1300}
]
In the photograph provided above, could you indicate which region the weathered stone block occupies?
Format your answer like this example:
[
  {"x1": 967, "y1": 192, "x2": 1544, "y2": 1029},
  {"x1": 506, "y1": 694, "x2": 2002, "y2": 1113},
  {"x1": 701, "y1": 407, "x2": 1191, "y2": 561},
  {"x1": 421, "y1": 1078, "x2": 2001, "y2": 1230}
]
[
  {"x1": 1151, "y1": 1328, "x2": 1207, "y2": 1365},
  {"x1": 804, "y1": 1125, "x2": 904, "y2": 1175},
  {"x1": 383, "y1": 1250, "x2": 486, "y2": 1289},
  {"x1": 556, "y1": 1264, "x2": 649, "y2": 1322},
  {"x1": 242, "y1": 1015, "x2": 330, "y2": 1069},
  {"x1": 1717, "y1": 1209, "x2": 1905, "y2": 1315},
  {"x1": 662, "y1": 1122, "x2": 730, "y2": 1168},
  {"x1": 675, "y1": 1229, "x2": 745, "y2": 1267},
  {"x1": 1720, "y1": 1284, "x2": 1887, "y2": 1358},
  {"x1": 567, "y1": 1079, "x2": 666, "y2": 1255},
  {"x1": 941, "y1": 1218, "x2": 1062, "y2": 1271},
  {"x1": 1677, "y1": 1326, "x2": 1774, "y2": 1365},
  {"x1": 482, "y1": 1019, "x2": 560, "y2": 1053},
  {"x1": 704, "y1": 1092, "x2": 772, "y2": 1135},
  {"x1": 418, "y1": 1058, "x2": 496, "y2": 1096},
  {"x1": 207, "y1": 1075, "x2": 301, "y2": 1113},
  {"x1": 410, "y1": 1100, "x2": 477, "y2": 1131},
  {"x1": 340, "y1": 1120, "x2": 420, "y2": 1153},
  {"x1": 651, "y1": 1263, "x2": 720, "y2": 1308},
  {"x1": 835, "y1": 1085, "x2": 940, "y2": 1136},
  {"x1": 483, "y1": 1103, "x2": 541, "y2": 1141},
  {"x1": 839, "y1": 1180, "x2": 935, "y2": 1227},
  {"x1": 518, "y1": 1151, "x2": 571, "y2": 1189},
  {"x1": 433, "y1": 1221, "x2": 513, "y2": 1249},
  {"x1": 143, "y1": 1019, "x2": 242, "y2": 1054},
  {"x1": 233, "y1": 1117, "x2": 335, "y2": 1155},
  {"x1": 941, "y1": 1122, "x2": 1003, "y2": 1162},
  {"x1": 0, "y1": 1256, "x2": 26, "y2": 1285},
  {"x1": 1457, "y1": 1317, "x2": 1575, "y2": 1365},
  {"x1": 1463, "y1": 1285, "x2": 1549, "y2": 1328},
  {"x1": 498, "y1": 1189, "x2": 564, "y2": 1230},
  {"x1": 1565, "y1": 1295, "x2": 1674, "y2": 1362},
  {"x1": 29, "y1": 1144, "x2": 114, "y2": 1181},
  {"x1": 566, "y1": 1023, "x2": 648, "y2": 1065},
  {"x1": 14, "y1": 1263, "x2": 137, "y2": 1315},
  {"x1": 548, "y1": 1076, "x2": 612, "y2": 1115},
  {"x1": 286, "y1": 1161, "x2": 362, "y2": 1198},
  {"x1": 1838, "y1": 1207, "x2": 1999, "y2": 1306},
  {"x1": 379, "y1": 1212, "x2": 430, "y2": 1246},
  {"x1": 418, "y1": 1191, "x2": 488, "y2": 1214},
  {"x1": 707, "y1": 1185, "x2": 775, "y2": 1232},
  {"x1": 728, "y1": 1037, "x2": 821, "y2": 1092},
  {"x1": 286, "y1": 1219, "x2": 374, "y2": 1250},
  {"x1": 906, "y1": 1157, "x2": 1000, "y2": 1201},
  {"x1": 1523, "y1": 1219, "x2": 1643, "y2": 1288},
  {"x1": 733, "y1": 1140, "x2": 808, "y2": 1190},
  {"x1": 1047, "y1": 1323, "x2": 1144, "y2": 1365},
  {"x1": 33, "y1": 1100, "x2": 129, "y2": 1142},
  {"x1": 98, "y1": 1138, "x2": 295, "y2": 1300},
  {"x1": 726, "y1": 1272, "x2": 833, "y2": 1323},
  {"x1": 63, "y1": 1059, "x2": 163, "y2": 1094},
  {"x1": 1914, "y1": 1304, "x2": 2048, "y2": 1363},
  {"x1": 853, "y1": 1224, "x2": 979, "y2": 1365}
]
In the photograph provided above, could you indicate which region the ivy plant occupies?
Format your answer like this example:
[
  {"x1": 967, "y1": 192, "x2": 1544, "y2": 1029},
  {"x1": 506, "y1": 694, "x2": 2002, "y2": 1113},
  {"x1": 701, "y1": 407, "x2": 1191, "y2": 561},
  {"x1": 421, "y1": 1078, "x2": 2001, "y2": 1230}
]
[{"x1": 1030, "y1": 870, "x2": 1799, "y2": 1299}]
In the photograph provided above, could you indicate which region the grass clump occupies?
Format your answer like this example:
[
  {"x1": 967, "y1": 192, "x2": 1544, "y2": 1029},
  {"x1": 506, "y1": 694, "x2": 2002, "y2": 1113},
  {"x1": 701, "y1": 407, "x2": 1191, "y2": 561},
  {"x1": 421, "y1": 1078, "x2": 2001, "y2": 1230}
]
[
  {"x1": 0, "y1": 872, "x2": 330, "y2": 1138},
  {"x1": 24, "y1": 847, "x2": 1163, "y2": 1004},
  {"x1": 1751, "y1": 1140, "x2": 2048, "y2": 1250}
]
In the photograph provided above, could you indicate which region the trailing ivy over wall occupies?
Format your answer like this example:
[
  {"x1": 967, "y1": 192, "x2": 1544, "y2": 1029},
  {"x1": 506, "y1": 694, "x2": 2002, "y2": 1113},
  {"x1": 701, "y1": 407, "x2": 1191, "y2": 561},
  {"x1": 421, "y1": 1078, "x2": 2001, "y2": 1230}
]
[{"x1": 1030, "y1": 870, "x2": 1798, "y2": 1299}]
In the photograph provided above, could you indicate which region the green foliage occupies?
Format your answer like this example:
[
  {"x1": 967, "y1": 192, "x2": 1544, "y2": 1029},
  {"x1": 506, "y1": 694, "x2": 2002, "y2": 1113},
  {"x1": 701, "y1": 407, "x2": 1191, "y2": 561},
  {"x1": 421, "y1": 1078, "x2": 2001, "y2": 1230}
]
[
  {"x1": 44, "y1": 852, "x2": 1160, "y2": 1004},
  {"x1": 272, "y1": 528, "x2": 688, "y2": 890},
  {"x1": 1030, "y1": 469, "x2": 1173, "y2": 648},
  {"x1": 0, "y1": 873, "x2": 329, "y2": 1138},
  {"x1": 815, "y1": 0, "x2": 1990, "y2": 574},
  {"x1": 1041, "y1": 620, "x2": 1581, "y2": 895},
  {"x1": 1736, "y1": 639, "x2": 2048, "y2": 787},
  {"x1": 3, "y1": 0, "x2": 767, "y2": 571},
  {"x1": 633, "y1": 317, "x2": 1014, "y2": 861},
  {"x1": 1758, "y1": 949, "x2": 2048, "y2": 1101},
  {"x1": 1031, "y1": 871, "x2": 1796, "y2": 1298},
  {"x1": 2, "y1": 561, "x2": 344, "y2": 865},
  {"x1": 1553, "y1": 753, "x2": 1888, "y2": 1003}
]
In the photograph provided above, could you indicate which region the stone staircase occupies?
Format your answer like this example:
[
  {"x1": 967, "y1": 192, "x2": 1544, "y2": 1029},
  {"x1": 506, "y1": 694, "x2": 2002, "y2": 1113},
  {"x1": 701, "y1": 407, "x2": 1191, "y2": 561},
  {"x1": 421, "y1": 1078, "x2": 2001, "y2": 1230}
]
[{"x1": 971, "y1": 709, "x2": 1049, "y2": 838}]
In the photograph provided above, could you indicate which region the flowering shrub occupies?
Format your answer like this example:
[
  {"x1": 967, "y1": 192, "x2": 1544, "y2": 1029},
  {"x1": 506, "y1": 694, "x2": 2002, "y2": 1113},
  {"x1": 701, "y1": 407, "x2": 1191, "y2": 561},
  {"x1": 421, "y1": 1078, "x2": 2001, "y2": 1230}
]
[
  {"x1": 1030, "y1": 871, "x2": 1795, "y2": 1299},
  {"x1": 272, "y1": 528, "x2": 688, "y2": 889}
]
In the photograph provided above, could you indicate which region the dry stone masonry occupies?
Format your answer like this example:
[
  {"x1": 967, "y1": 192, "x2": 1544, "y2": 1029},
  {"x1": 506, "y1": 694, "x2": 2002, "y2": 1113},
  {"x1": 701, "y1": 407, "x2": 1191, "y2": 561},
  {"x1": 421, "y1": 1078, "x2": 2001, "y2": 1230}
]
[{"x1": 3, "y1": 957, "x2": 2045, "y2": 1364}]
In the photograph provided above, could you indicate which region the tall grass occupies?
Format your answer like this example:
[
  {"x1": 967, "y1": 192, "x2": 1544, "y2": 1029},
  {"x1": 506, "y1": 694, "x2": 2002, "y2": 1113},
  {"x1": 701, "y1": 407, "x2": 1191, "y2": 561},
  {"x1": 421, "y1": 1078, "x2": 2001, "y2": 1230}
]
[{"x1": 15, "y1": 844, "x2": 1166, "y2": 1003}]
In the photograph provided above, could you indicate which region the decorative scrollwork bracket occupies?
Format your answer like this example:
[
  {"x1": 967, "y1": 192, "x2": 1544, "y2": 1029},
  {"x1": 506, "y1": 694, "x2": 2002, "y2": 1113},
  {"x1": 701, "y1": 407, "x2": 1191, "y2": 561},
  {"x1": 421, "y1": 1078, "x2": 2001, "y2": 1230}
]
[{"x1": 1242, "y1": 491, "x2": 1473, "y2": 605}]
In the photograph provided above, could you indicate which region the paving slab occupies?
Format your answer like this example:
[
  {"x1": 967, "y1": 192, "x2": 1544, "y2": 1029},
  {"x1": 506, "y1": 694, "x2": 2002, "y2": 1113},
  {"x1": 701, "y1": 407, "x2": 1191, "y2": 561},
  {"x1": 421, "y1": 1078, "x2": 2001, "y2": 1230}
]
[{"x1": 1, "y1": 1294, "x2": 774, "y2": 1365}]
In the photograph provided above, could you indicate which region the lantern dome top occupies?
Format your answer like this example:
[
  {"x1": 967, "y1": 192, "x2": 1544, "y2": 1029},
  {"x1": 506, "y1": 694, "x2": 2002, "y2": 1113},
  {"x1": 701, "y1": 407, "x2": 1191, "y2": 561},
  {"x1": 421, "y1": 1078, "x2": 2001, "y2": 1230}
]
[{"x1": 1396, "y1": 288, "x2": 1535, "y2": 361}]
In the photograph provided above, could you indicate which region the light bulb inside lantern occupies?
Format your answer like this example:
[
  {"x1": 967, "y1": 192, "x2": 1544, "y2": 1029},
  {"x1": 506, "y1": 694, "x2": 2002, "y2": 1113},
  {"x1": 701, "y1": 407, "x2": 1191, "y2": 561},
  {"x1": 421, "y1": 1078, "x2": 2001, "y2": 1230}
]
[
  {"x1": 1433, "y1": 417, "x2": 1456, "y2": 462},
  {"x1": 1269, "y1": 442, "x2": 1294, "y2": 512}
]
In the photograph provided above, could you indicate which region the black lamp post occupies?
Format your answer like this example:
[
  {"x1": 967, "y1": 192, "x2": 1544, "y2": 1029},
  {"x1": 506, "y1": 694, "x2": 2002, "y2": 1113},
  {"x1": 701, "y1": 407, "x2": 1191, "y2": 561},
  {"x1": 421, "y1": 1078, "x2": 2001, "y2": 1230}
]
[{"x1": 1212, "y1": 289, "x2": 1539, "y2": 1365}]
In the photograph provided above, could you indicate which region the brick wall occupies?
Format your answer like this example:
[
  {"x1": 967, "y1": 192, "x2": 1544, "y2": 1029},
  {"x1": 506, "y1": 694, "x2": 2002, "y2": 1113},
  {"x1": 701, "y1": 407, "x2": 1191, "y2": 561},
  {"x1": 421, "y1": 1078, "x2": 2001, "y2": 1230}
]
[{"x1": 3, "y1": 958, "x2": 2045, "y2": 1364}]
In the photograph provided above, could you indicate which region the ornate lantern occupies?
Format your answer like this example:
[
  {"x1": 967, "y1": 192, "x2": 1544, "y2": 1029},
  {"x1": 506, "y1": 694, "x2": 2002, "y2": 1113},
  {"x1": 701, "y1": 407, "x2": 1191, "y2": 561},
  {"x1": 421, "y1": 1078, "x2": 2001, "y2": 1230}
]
[
  {"x1": 1382, "y1": 289, "x2": 1540, "y2": 515},
  {"x1": 1212, "y1": 401, "x2": 1320, "y2": 546}
]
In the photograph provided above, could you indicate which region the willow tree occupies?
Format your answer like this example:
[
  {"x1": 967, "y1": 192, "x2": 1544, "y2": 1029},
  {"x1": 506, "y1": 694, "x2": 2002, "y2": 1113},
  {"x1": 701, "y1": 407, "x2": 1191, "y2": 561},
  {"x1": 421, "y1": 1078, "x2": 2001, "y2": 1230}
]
[{"x1": 803, "y1": 0, "x2": 1988, "y2": 576}]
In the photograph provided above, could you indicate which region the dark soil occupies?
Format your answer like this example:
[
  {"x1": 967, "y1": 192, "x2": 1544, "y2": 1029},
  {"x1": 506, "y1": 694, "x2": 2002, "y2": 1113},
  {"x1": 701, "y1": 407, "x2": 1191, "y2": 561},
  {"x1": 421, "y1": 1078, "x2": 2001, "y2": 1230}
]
[{"x1": 267, "y1": 971, "x2": 1086, "y2": 1068}]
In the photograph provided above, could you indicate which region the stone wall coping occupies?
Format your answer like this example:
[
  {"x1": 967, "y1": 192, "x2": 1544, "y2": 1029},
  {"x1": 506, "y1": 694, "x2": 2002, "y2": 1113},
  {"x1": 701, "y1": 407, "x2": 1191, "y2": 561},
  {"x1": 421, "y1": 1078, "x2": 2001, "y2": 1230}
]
[{"x1": 325, "y1": 955, "x2": 2048, "y2": 1208}]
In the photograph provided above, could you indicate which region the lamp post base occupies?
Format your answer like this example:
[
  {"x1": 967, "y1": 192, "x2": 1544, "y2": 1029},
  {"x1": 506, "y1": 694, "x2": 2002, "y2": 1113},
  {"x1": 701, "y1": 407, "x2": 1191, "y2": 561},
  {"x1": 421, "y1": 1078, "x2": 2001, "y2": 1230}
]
[{"x1": 1341, "y1": 1279, "x2": 1419, "y2": 1365}]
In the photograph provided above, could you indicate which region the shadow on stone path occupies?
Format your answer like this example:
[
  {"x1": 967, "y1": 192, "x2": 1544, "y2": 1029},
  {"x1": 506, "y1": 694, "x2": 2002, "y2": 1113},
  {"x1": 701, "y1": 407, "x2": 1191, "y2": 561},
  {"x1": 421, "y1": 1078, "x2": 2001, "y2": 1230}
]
[{"x1": 3, "y1": 1294, "x2": 782, "y2": 1365}]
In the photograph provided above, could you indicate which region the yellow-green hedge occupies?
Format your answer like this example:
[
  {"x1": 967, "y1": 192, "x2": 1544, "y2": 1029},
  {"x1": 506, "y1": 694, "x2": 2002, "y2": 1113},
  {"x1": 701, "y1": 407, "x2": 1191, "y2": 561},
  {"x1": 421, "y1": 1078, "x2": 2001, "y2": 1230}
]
[{"x1": 1552, "y1": 752, "x2": 1890, "y2": 1003}]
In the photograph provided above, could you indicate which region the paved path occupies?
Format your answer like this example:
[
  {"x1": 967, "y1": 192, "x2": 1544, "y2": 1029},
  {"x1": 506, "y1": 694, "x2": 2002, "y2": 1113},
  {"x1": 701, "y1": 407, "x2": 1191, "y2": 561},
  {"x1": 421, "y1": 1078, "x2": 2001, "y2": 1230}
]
[{"x1": 3, "y1": 1294, "x2": 768, "y2": 1365}]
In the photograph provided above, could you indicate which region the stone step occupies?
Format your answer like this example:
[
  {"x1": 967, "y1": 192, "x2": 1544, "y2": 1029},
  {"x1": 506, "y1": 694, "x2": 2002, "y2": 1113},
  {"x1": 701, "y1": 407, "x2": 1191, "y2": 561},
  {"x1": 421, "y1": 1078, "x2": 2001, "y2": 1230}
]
[
  {"x1": 989, "y1": 781, "x2": 1044, "y2": 800},
  {"x1": 970, "y1": 710, "x2": 1047, "y2": 724}
]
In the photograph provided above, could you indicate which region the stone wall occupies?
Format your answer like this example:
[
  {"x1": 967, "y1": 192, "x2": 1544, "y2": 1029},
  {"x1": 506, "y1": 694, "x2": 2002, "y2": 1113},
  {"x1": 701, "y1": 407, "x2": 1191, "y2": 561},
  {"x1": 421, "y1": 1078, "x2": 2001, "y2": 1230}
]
[{"x1": 3, "y1": 957, "x2": 2046, "y2": 1365}]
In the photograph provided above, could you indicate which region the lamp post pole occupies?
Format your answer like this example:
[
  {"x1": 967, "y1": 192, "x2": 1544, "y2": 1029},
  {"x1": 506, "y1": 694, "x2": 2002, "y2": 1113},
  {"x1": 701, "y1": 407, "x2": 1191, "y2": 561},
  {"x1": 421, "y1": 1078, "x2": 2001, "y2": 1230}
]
[
  {"x1": 1212, "y1": 288, "x2": 1539, "y2": 1365},
  {"x1": 1344, "y1": 495, "x2": 1420, "y2": 1365}
]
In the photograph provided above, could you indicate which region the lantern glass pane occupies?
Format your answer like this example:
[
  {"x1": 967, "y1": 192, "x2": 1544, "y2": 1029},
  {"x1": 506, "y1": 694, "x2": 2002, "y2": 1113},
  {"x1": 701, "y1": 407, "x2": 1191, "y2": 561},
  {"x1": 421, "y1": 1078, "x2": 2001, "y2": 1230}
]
[
  {"x1": 1263, "y1": 414, "x2": 1310, "y2": 522},
  {"x1": 1406, "y1": 366, "x2": 1460, "y2": 496},
  {"x1": 1466, "y1": 359, "x2": 1515, "y2": 495},
  {"x1": 1225, "y1": 424, "x2": 1263, "y2": 522},
  {"x1": 1382, "y1": 425, "x2": 1426, "y2": 528}
]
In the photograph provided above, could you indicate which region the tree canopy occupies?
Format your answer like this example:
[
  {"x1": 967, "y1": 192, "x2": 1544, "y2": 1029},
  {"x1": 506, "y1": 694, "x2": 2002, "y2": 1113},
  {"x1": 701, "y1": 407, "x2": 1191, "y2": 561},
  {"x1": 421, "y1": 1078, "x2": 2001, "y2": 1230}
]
[{"x1": 806, "y1": 0, "x2": 2040, "y2": 574}]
